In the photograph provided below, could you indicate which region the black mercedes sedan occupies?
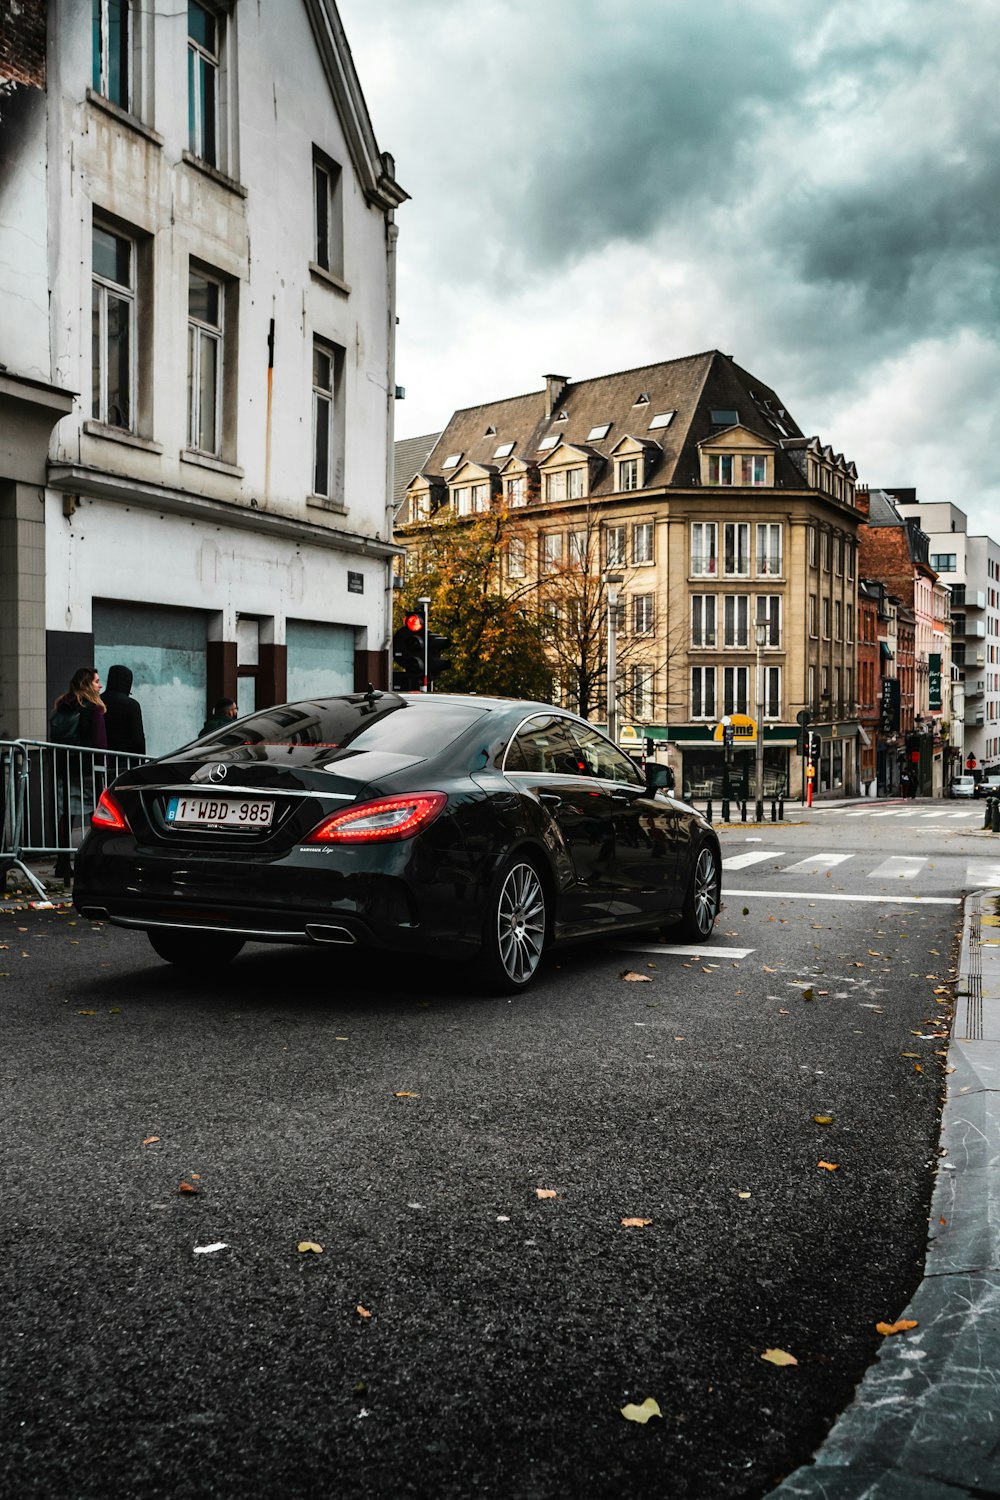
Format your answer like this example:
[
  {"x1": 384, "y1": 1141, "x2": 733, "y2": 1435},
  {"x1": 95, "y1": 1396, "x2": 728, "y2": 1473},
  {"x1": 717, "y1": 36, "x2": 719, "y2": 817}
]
[{"x1": 74, "y1": 691, "x2": 722, "y2": 992}]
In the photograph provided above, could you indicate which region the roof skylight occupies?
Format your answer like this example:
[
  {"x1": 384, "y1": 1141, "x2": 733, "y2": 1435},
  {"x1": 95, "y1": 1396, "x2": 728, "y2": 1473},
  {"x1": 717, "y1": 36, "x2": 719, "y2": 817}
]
[
  {"x1": 648, "y1": 411, "x2": 675, "y2": 430},
  {"x1": 493, "y1": 441, "x2": 515, "y2": 458},
  {"x1": 710, "y1": 409, "x2": 739, "y2": 427},
  {"x1": 442, "y1": 453, "x2": 462, "y2": 468},
  {"x1": 587, "y1": 423, "x2": 611, "y2": 441},
  {"x1": 538, "y1": 435, "x2": 560, "y2": 450},
  {"x1": 633, "y1": 393, "x2": 650, "y2": 405}
]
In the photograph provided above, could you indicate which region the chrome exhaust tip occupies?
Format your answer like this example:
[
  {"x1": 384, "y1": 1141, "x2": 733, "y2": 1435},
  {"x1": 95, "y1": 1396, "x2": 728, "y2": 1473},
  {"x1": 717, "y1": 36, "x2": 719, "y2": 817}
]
[{"x1": 305, "y1": 923, "x2": 357, "y2": 945}]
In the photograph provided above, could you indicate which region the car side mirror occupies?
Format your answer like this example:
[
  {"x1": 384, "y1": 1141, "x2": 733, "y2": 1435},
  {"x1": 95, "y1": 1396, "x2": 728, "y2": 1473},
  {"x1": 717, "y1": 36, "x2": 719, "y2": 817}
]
[{"x1": 645, "y1": 762, "x2": 675, "y2": 793}]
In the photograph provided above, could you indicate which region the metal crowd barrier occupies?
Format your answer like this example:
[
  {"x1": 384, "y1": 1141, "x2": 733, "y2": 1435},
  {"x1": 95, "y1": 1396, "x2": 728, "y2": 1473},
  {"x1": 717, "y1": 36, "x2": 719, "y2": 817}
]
[{"x1": 1, "y1": 739, "x2": 150, "y2": 900}]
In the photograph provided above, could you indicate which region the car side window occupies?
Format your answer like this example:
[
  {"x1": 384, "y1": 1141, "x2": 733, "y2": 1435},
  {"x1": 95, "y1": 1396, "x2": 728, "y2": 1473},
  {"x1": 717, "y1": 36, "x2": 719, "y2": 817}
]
[
  {"x1": 569, "y1": 724, "x2": 644, "y2": 786},
  {"x1": 504, "y1": 715, "x2": 588, "y2": 776}
]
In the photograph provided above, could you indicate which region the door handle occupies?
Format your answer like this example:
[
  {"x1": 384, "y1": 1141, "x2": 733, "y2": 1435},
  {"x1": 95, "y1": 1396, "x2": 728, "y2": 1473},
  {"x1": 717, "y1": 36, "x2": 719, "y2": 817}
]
[
  {"x1": 610, "y1": 792, "x2": 633, "y2": 803},
  {"x1": 539, "y1": 793, "x2": 562, "y2": 809}
]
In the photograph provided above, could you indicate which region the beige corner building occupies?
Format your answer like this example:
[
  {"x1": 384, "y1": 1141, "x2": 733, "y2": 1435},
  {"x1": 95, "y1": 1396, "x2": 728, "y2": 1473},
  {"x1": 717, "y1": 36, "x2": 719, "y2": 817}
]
[{"x1": 398, "y1": 351, "x2": 864, "y2": 798}]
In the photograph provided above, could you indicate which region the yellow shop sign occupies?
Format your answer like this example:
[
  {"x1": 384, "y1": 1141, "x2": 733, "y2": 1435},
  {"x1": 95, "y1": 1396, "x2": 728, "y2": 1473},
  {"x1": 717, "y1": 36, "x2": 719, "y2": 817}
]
[{"x1": 713, "y1": 714, "x2": 757, "y2": 743}]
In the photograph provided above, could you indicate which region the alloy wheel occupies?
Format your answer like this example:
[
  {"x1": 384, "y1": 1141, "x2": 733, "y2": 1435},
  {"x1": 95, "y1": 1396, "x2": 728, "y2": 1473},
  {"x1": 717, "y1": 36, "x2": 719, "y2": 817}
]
[
  {"x1": 496, "y1": 862, "x2": 546, "y2": 985},
  {"x1": 692, "y1": 847, "x2": 719, "y2": 935}
]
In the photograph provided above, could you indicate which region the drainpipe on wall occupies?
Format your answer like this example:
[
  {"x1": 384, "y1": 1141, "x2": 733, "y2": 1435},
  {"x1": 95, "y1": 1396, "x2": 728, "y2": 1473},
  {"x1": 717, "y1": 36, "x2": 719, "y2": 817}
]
[{"x1": 384, "y1": 215, "x2": 399, "y2": 690}]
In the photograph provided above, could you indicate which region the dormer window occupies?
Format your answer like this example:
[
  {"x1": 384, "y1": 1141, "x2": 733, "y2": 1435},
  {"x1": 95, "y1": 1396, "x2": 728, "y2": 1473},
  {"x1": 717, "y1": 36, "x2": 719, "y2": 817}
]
[
  {"x1": 708, "y1": 455, "x2": 735, "y2": 485},
  {"x1": 648, "y1": 411, "x2": 674, "y2": 430},
  {"x1": 633, "y1": 393, "x2": 650, "y2": 406},
  {"x1": 555, "y1": 411, "x2": 569, "y2": 422},
  {"x1": 545, "y1": 468, "x2": 585, "y2": 502},
  {"x1": 506, "y1": 475, "x2": 526, "y2": 507},
  {"x1": 442, "y1": 453, "x2": 461, "y2": 468},
  {"x1": 587, "y1": 423, "x2": 611, "y2": 441},
  {"x1": 452, "y1": 482, "x2": 488, "y2": 516},
  {"x1": 741, "y1": 455, "x2": 767, "y2": 485},
  {"x1": 485, "y1": 425, "x2": 496, "y2": 436},
  {"x1": 617, "y1": 457, "x2": 640, "y2": 492}
]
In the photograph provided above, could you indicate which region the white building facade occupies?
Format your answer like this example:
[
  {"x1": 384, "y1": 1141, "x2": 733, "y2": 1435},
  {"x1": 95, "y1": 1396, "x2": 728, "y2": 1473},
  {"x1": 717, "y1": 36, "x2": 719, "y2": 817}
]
[
  {"x1": 0, "y1": 0, "x2": 405, "y2": 754},
  {"x1": 897, "y1": 500, "x2": 1000, "y2": 775}
]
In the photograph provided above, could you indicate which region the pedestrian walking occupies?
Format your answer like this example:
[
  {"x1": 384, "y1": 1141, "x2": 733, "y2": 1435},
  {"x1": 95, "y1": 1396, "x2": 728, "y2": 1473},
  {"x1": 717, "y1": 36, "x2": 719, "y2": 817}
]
[
  {"x1": 103, "y1": 664, "x2": 146, "y2": 755},
  {"x1": 49, "y1": 667, "x2": 107, "y2": 882},
  {"x1": 199, "y1": 698, "x2": 238, "y2": 736}
]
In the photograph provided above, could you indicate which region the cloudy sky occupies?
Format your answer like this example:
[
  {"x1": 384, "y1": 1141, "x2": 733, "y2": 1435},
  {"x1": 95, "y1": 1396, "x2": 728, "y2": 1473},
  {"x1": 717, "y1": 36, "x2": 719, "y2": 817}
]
[{"x1": 339, "y1": 0, "x2": 1000, "y2": 532}]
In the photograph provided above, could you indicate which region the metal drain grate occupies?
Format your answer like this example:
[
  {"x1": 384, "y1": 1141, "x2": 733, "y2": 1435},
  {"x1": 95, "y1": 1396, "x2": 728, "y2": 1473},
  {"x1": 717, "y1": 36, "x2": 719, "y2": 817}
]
[{"x1": 966, "y1": 910, "x2": 984, "y2": 1040}]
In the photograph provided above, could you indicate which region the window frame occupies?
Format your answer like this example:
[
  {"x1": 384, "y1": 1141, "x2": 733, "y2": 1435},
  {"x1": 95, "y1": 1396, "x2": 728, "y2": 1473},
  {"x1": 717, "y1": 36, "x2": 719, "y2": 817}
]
[
  {"x1": 723, "y1": 522, "x2": 750, "y2": 579},
  {"x1": 311, "y1": 336, "x2": 343, "y2": 501},
  {"x1": 508, "y1": 536, "x2": 526, "y2": 580},
  {"x1": 708, "y1": 453, "x2": 735, "y2": 486},
  {"x1": 755, "y1": 522, "x2": 782, "y2": 577},
  {"x1": 755, "y1": 594, "x2": 781, "y2": 648},
  {"x1": 606, "y1": 525, "x2": 626, "y2": 568},
  {"x1": 92, "y1": 0, "x2": 132, "y2": 111},
  {"x1": 632, "y1": 593, "x2": 654, "y2": 635},
  {"x1": 764, "y1": 665, "x2": 781, "y2": 719},
  {"x1": 187, "y1": 265, "x2": 224, "y2": 457},
  {"x1": 691, "y1": 521, "x2": 718, "y2": 577},
  {"x1": 91, "y1": 221, "x2": 136, "y2": 432},
  {"x1": 631, "y1": 521, "x2": 654, "y2": 565},
  {"x1": 187, "y1": 0, "x2": 220, "y2": 168},
  {"x1": 691, "y1": 666, "x2": 716, "y2": 720},
  {"x1": 691, "y1": 593, "x2": 717, "y2": 649},
  {"x1": 313, "y1": 149, "x2": 345, "y2": 281},
  {"x1": 540, "y1": 532, "x2": 564, "y2": 572},
  {"x1": 723, "y1": 593, "x2": 749, "y2": 649},
  {"x1": 506, "y1": 475, "x2": 526, "y2": 508},
  {"x1": 617, "y1": 456, "x2": 640, "y2": 492},
  {"x1": 723, "y1": 665, "x2": 750, "y2": 716}
]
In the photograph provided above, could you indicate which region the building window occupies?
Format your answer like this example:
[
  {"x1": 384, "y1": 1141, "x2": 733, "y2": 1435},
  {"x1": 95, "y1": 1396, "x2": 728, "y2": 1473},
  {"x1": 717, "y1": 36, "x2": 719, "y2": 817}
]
[
  {"x1": 756, "y1": 595, "x2": 781, "y2": 647},
  {"x1": 808, "y1": 526, "x2": 818, "y2": 567},
  {"x1": 691, "y1": 522, "x2": 718, "y2": 577},
  {"x1": 313, "y1": 151, "x2": 344, "y2": 279},
  {"x1": 834, "y1": 600, "x2": 843, "y2": 640},
  {"x1": 188, "y1": 1, "x2": 220, "y2": 167},
  {"x1": 822, "y1": 597, "x2": 831, "y2": 638},
  {"x1": 631, "y1": 666, "x2": 651, "y2": 720},
  {"x1": 618, "y1": 457, "x2": 640, "y2": 492},
  {"x1": 846, "y1": 667, "x2": 854, "y2": 707},
  {"x1": 847, "y1": 543, "x2": 855, "y2": 581},
  {"x1": 92, "y1": 0, "x2": 131, "y2": 109},
  {"x1": 606, "y1": 525, "x2": 626, "y2": 567},
  {"x1": 723, "y1": 594, "x2": 749, "y2": 648},
  {"x1": 808, "y1": 594, "x2": 817, "y2": 637},
  {"x1": 542, "y1": 602, "x2": 560, "y2": 638},
  {"x1": 930, "y1": 553, "x2": 957, "y2": 572},
  {"x1": 835, "y1": 536, "x2": 844, "y2": 575},
  {"x1": 723, "y1": 523, "x2": 750, "y2": 578},
  {"x1": 92, "y1": 223, "x2": 134, "y2": 431},
  {"x1": 633, "y1": 594, "x2": 654, "y2": 634},
  {"x1": 741, "y1": 454, "x2": 767, "y2": 486},
  {"x1": 764, "y1": 666, "x2": 781, "y2": 719},
  {"x1": 756, "y1": 523, "x2": 782, "y2": 576},
  {"x1": 691, "y1": 595, "x2": 717, "y2": 648},
  {"x1": 311, "y1": 340, "x2": 343, "y2": 497},
  {"x1": 569, "y1": 530, "x2": 588, "y2": 568},
  {"x1": 545, "y1": 467, "x2": 585, "y2": 502},
  {"x1": 823, "y1": 531, "x2": 832, "y2": 571},
  {"x1": 808, "y1": 664, "x2": 816, "y2": 705},
  {"x1": 846, "y1": 606, "x2": 854, "y2": 644},
  {"x1": 506, "y1": 476, "x2": 526, "y2": 507},
  {"x1": 691, "y1": 667, "x2": 716, "y2": 719},
  {"x1": 834, "y1": 666, "x2": 842, "y2": 708},
  {"x1": 508, "y1": 537, "x2": 526, "y2": 579},
  {"x1": 708, "y1": 454, "x2": 735, "y2": 485},
  {"x1": 724, "y1": 666, "x2": 749, "y2": 716},
  {"x1": 632, "y1": 522, "x2": 653, "y2": 565},
  {"x1": 471, "y1": 482, "x2": 489, "y2": 513},
  {"x1": 187, "y1": 268, "x2": 223, "y2": 455},
  {"x1": 541, "y1": 533, "x2": 564, "y2": 572},
  {"x1": 453, "y1": 487, "x2": 470, "y2": 516}
]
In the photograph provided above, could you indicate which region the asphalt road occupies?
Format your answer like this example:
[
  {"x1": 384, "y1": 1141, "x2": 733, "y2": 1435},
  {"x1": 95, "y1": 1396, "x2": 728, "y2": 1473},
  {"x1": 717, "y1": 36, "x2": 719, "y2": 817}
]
[{"x1": 1, "y1": 803, "x2": 976, "y2": 1499}]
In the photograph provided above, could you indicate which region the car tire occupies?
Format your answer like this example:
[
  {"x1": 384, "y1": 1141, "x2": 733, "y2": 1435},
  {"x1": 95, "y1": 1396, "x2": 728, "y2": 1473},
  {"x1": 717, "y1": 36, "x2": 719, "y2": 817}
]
[
  {"x1": 677, "y1": 842, "x2": 720, "y2": 943},
  {"x1": 147, "y1": 928, "x2": 246, "y2": 968},
  {"x1": 474, "y1": 855, "x2": 547, "y2": 994}
]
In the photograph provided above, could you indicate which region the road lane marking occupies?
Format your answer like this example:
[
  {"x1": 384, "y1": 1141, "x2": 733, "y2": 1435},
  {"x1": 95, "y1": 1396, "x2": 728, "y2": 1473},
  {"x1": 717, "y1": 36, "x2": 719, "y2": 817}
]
[
  {"x1": 722, "y1": 851, "x2": 785, "y2": 870},
  {"x1": 967, "y1": 862, "x2": 1000, "y2": 886},
  {"x1": 616, "y1": 944, "x2": 755, "y2": 959},
  {"x1": 869, "y1": 856, "x2": 925, "y2": 879},
  {"x1": 781, "y1": 853, "x2": 853, "y2": 874},
  {"x1": 725, "y1": 889, "x2": 960, "y2": 905}
]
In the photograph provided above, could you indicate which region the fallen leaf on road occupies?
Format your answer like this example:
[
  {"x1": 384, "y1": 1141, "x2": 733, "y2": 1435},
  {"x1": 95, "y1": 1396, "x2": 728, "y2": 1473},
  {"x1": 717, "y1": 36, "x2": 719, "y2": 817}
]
[
  {"x1": 817, "y1": 1161, "x2": 839, "y2": 1171},
  {"x1": 622, "y1": 971, "x2": 652, "y2": 983},
  {"x1": 356, "y1": 1305, "x2": 372, "y2": 1319},
  {"x1": 193, "y1": 1242, "x2": 227, "y2": 1255},
  {"x1": 737, "y1": 1191, "x2": 752, "y2": 1199},
  {"x1": 142, "y1": 1135, "x2": 161, "y2": 1145},
  {"x1": 742, "y1": 908, "x2": 750, "y2": 915},
  {"x1": 178, "y1": 1181, "x2": 199, "y2": 1194},
  {"x1": 876, "y1": 1319, "x2": 918, "y2": 1336},
  {"x1": 901, "y1": 1053, "x2": 920, "y2": 1058},
  {"x1": 778, "y1": 1008, "x2": 790, "y2": 1015},
  {"x1": 761, "y1": 1348, "x2": 798, "y2": 1366},
  {"x1": 621, "y1": 1218, "x2": 653, "y2": 1228},
  {"x1": 813, "y1": 1115, "x2": 833, "y2": 1125},
  {"x1": 77, "y1": 1010, "x2": 96, "y2": 1016},
  {"x1": 621, "y1": 1397, "x2": 662, "y2": 1424},
  {"x1": 298, "y1": 1241, "x2": 323, "y2": 1254},
  {"x1": 394, "y1": 1091, "x2": 420, "y2": 1098},
  {"x1": 535, "y1": 1188, "x2": 558, "y2": 1199},
  {"x1": 801, "y1": 988, "x2": 815, "y2": 1001}
]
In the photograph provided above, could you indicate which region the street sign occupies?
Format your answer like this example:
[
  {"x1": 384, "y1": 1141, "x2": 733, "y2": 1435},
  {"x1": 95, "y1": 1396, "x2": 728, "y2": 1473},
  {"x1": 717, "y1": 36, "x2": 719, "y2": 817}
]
[{"x1": 796, "y1": 709, "x2": 812, "y2": 727}]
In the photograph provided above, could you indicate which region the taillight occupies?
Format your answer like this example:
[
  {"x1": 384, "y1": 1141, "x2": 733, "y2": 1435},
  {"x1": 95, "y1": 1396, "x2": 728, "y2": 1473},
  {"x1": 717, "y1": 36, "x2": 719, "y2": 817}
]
[
  {"x1": 92, "y1": 789, "x2": 131, "y2": 832},
  {"x1": 305, "y1": 791, "x2": 447, "y2": 845}
]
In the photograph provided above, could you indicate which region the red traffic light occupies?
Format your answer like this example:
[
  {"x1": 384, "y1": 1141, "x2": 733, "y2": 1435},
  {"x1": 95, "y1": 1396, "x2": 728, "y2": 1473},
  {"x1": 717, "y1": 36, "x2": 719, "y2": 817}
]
[{"x1": 404, "y1": 612, "x2": 424, "y2": 633}]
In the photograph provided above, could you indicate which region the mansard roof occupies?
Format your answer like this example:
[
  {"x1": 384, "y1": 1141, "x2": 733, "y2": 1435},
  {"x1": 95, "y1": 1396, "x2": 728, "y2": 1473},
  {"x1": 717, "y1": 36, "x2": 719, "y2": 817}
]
[{"x1": 418, "y1": 351, "x2": 836, "y2": 500}]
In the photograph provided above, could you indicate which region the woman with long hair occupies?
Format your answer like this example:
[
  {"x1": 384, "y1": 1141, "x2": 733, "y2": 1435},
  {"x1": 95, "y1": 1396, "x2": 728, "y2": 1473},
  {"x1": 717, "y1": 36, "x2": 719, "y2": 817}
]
[{"x1": 51, "y1": 667, "x2": 107, "y2": 882}]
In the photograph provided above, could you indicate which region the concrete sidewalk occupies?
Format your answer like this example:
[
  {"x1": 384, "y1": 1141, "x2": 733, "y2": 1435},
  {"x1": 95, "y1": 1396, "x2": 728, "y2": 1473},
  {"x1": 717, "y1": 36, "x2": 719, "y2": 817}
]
[{"x1": 766, "y1": 887, "x2": 1000, "y2": 1498}]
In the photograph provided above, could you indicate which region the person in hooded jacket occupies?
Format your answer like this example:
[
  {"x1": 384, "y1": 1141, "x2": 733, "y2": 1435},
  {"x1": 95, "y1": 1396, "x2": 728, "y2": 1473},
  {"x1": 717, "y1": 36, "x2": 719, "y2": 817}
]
[{"x1": 103, "y1": 664, "x2": 146, "y2": 755}]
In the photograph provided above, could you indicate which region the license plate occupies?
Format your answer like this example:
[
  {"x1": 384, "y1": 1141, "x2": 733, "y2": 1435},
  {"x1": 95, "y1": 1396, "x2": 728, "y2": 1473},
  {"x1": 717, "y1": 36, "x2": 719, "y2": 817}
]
[{"x1": 166, "y1": 796, "x2": 274, "y2": 828}]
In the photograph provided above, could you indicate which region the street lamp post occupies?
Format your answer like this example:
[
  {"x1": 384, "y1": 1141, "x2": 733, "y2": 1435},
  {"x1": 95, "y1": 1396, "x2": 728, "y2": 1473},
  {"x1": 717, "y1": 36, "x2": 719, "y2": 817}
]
[
  {"x1": 755, "y1": 619, "x2": 768, "y2": 820},
  {"x1": 604, "y1": 572, "x2": 624, "y2": 746}
]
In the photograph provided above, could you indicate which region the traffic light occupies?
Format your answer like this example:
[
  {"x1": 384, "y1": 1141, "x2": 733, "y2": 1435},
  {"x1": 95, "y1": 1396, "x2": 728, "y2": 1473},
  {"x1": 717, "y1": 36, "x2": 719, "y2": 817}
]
[
  {"x1": 427, "y1": 632, "x2": 452, "y2": 682},
  {"x1": 393, "y1": 613, "x2": 425, "y2": 690}
]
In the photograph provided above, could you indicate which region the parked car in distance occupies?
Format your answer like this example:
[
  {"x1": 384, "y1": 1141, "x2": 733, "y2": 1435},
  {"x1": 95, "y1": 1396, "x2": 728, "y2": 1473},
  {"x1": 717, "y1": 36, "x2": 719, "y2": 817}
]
[
  {"x1": 950, "y1": 775, "x2": 977, "y2": 798},
  {"x1": 73, "y1": 691, "x2": 722, "y2": 993},
  {"x1": 975, "y1": 775, "x2": 1000, "y2": 799}
]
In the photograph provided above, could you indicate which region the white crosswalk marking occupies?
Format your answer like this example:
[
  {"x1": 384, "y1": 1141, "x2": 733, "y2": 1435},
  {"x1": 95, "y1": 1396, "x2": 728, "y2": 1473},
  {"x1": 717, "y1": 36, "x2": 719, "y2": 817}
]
[
  {"x1": 781, "y1": 852, "x2": 853, "y2": 874},
  {"x1": 722, "y1": 850, "x2": 785, "y2": 870},
  {"x1": 966, "y1": 862, "x2": 1000, "y2": 887},
  {"x1": 869, "y1": 856, "x2": 926, "y2": 879}
]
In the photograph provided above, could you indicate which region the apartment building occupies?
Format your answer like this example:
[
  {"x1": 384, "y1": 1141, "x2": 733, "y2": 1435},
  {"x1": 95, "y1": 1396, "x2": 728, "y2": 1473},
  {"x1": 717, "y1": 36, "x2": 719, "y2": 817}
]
[
  {"x1": 397, "y1": 352, "x2": 864, "y2": 797},
  {"x1": 0, "y1": 0, "x2": 405, "y2": 753}
]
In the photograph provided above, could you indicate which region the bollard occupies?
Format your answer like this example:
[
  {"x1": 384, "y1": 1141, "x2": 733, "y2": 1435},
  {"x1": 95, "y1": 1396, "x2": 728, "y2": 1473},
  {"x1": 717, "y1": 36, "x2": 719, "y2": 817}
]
[
  {"x1": 721, "y1": 798, "x2": 731, "y2": 822},
  {"x1": 986, "y1": 797, "x2": 994, "y2": 830},
  {"x1": 705, "y1": 799, "x2": 713, "y2": 824},
  {"x1": 741, "y1": 799, "x2": 748, "y2": 821},
  {"x1": 755, "y1": 798, "x2": 764, "y2": 823},
  {"x1": 993, "y1": 798, "x2": 1000, "y2": 835},
  {"x1": 778, "y1": 797, "x2": 785, "y2": 820},
  {"x1": 770, "y1": 799, "x2": 777, "y2": 822}
]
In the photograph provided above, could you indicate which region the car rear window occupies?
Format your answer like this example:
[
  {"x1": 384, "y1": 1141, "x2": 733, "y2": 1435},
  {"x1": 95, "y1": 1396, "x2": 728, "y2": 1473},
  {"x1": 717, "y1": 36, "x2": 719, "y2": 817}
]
[{"x1": 197, "y1": 697, "x2": 488, "y2": 759}]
